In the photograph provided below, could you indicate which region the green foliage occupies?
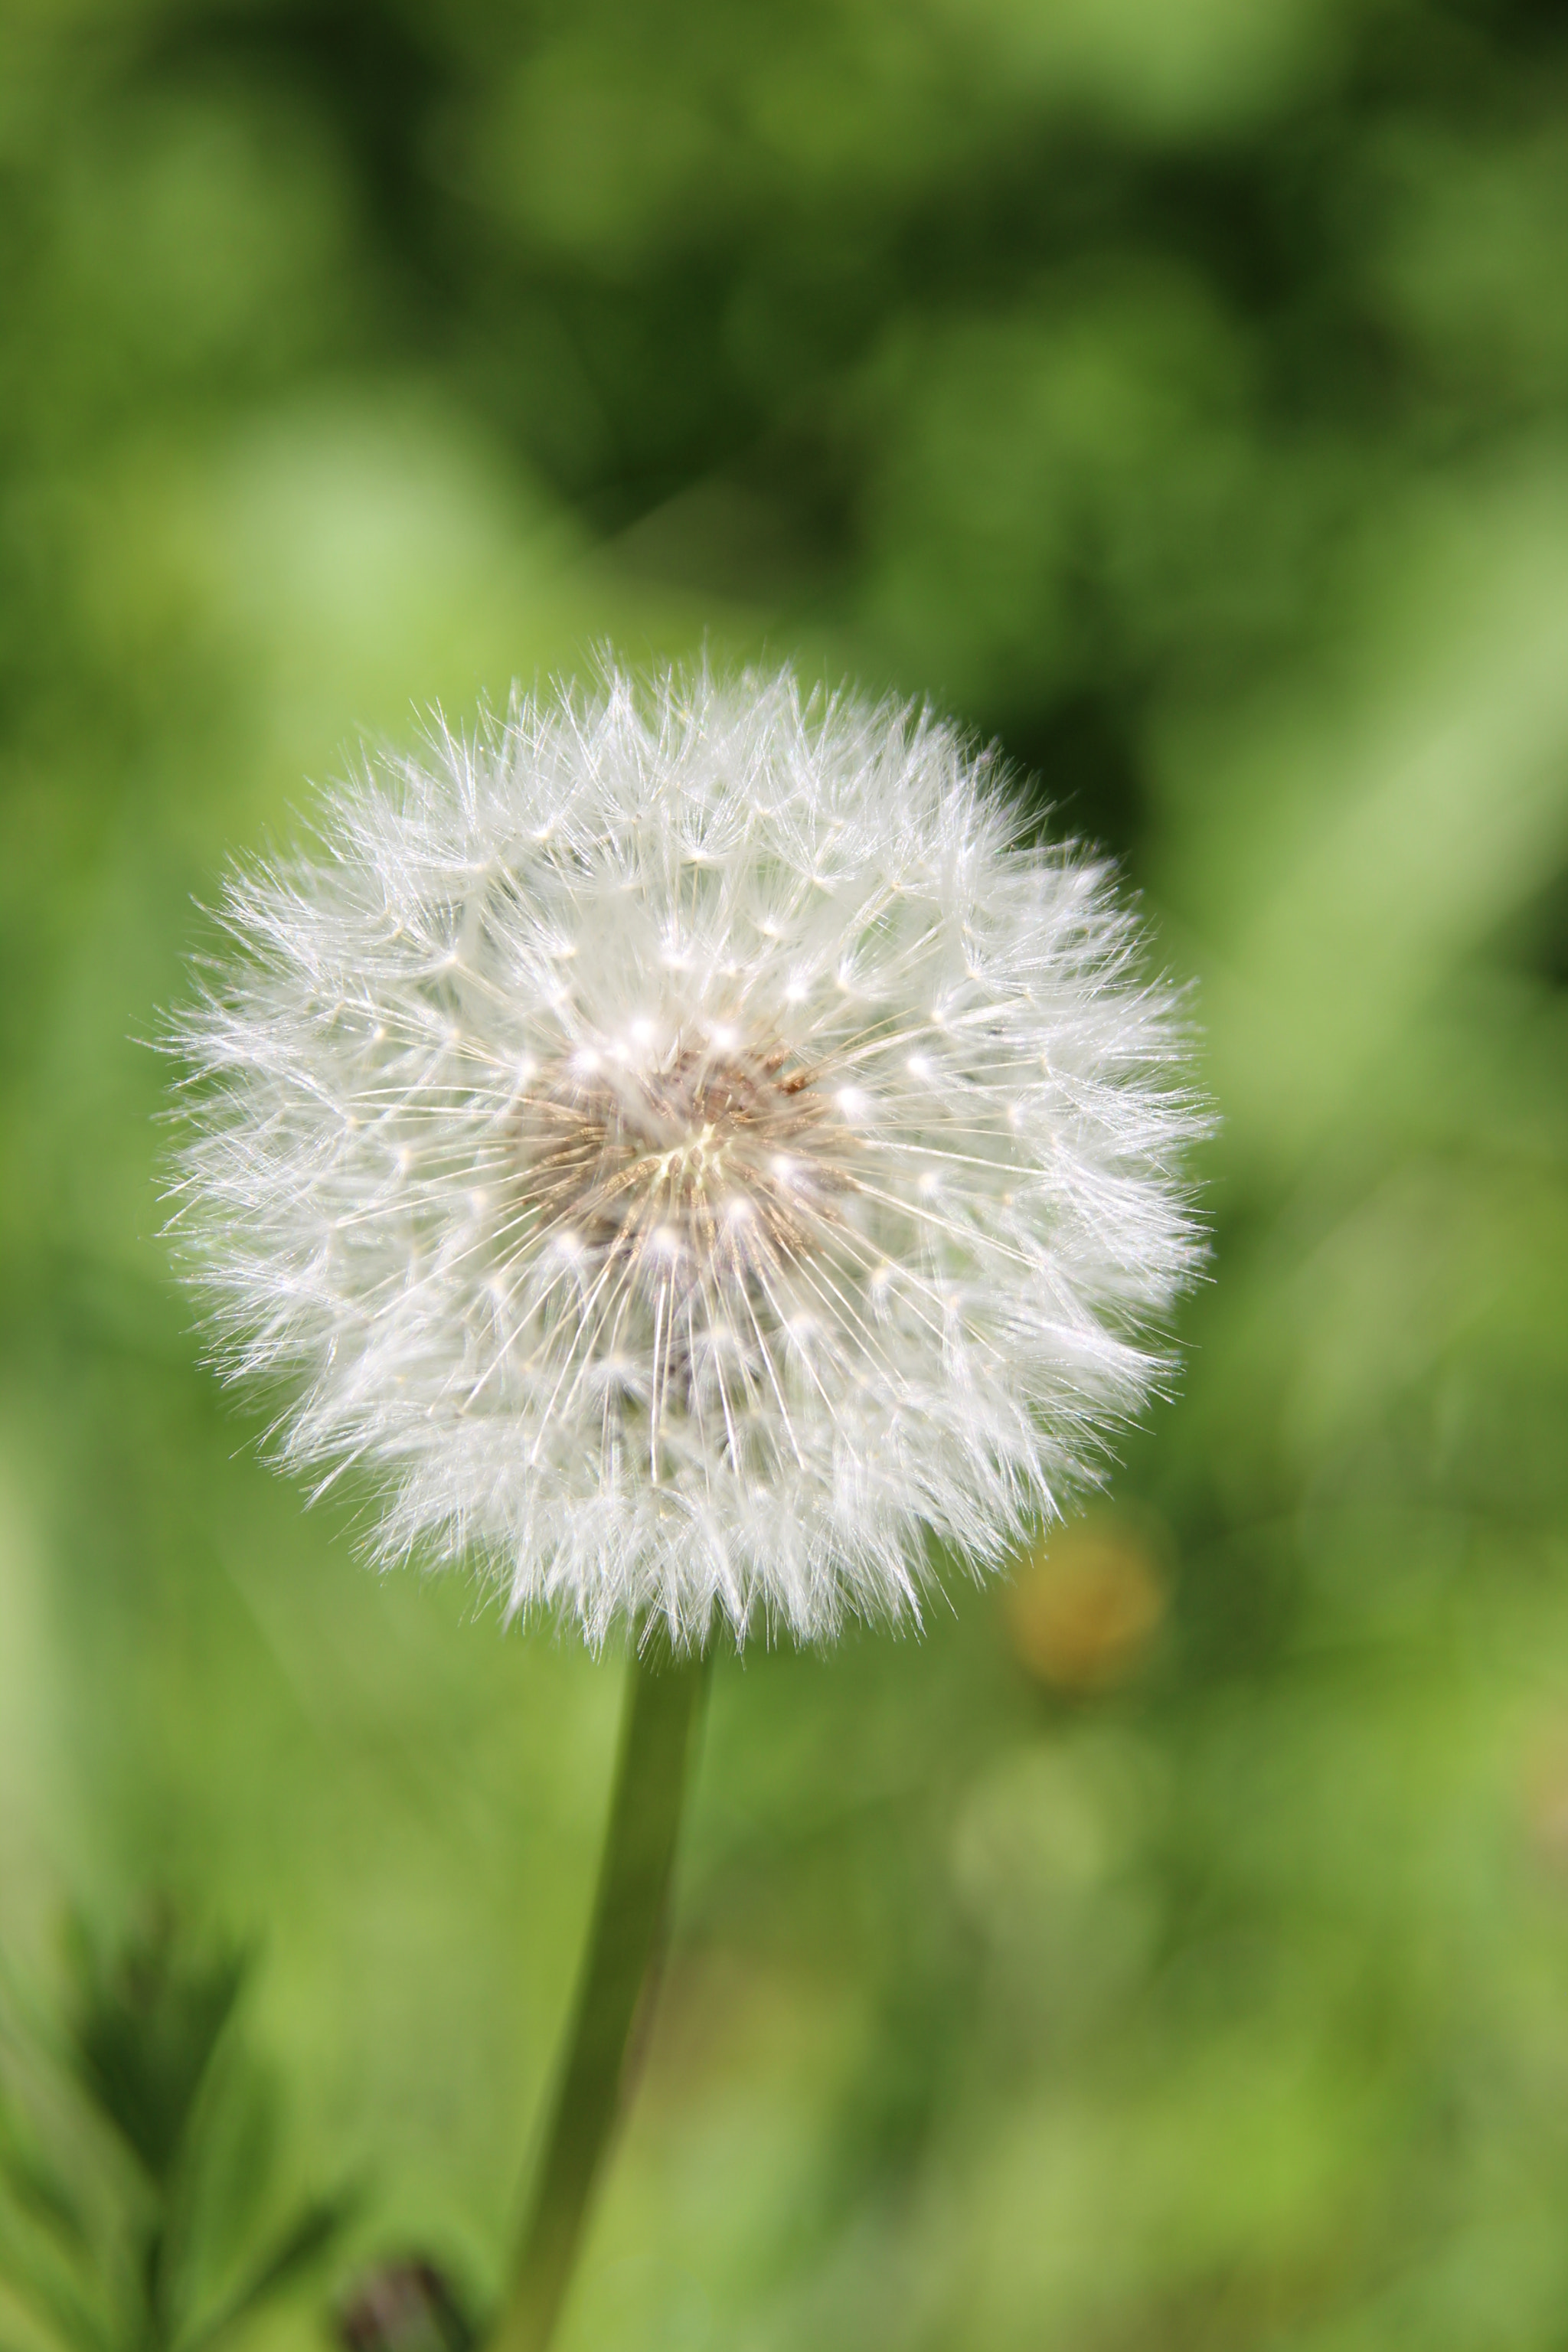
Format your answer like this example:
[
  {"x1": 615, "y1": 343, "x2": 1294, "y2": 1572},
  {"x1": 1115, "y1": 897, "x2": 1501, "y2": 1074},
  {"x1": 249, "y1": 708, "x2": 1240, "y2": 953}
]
[
  {"x1": 0, "y1": 1919, "x2": 348, "y2": 2352},
  {"x1": 3, "y1": 1, "x2": 1568, "y2": 2347}
]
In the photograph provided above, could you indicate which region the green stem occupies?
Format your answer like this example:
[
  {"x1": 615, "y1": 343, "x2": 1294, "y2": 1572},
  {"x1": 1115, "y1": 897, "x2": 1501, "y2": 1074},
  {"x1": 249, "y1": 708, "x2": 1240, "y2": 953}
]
[{"x1": 492, "y1": 1637, "x2": 711, "y2": 2352}]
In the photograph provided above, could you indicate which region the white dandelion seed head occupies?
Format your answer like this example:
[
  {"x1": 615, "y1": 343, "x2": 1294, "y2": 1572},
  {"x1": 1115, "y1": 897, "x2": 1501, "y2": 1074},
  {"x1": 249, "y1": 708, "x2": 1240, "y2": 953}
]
[{"x1": 167, "y1": 665, "x2": 1207, "y2": 1651}]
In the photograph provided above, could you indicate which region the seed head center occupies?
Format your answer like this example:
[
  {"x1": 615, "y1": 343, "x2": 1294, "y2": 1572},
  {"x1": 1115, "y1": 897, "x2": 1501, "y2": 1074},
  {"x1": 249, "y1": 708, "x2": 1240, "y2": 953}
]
[{"x1": 516, "y1": 1037, "x2": 841, "y2": 1278}]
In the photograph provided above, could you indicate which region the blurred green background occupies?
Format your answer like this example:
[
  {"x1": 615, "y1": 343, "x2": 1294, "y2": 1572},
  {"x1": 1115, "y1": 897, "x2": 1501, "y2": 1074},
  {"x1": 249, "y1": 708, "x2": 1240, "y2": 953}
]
[{"x1": 5, "y1": 1, "x2": 1568, "y2": 2345}]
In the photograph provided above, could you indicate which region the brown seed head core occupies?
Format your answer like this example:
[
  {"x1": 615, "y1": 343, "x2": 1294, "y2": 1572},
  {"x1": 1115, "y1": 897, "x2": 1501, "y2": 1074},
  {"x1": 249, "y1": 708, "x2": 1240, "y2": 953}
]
[{"x1": 515, "y1": 1038, "x2": 850, "y2": 1288}]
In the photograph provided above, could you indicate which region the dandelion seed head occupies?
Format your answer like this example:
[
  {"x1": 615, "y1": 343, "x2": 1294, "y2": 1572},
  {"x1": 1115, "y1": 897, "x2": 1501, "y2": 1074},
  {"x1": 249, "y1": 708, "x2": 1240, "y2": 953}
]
[{"x1": 168, "y1": 664, "x2": 1205, "y2": 1650}]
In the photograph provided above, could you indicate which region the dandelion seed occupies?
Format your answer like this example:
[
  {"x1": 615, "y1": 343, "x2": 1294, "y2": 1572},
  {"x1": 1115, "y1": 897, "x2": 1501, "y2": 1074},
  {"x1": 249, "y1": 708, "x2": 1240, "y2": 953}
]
[{"x1": 167, "y1": 664, "x2": 1204, "y2": 1649}]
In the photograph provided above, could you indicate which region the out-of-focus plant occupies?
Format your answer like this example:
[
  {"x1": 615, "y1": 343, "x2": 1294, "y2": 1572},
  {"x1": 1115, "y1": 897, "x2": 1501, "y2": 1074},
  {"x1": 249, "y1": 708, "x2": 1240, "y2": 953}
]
[
  {"x1": 162, "y1": 660, "x2": 1204, "y2": 2348},
  {"x1": 336, "y1": 2257, "x2": 476, "y2": 2352},
  {"x1": 0, "y1": 1912, "x2": 348, "y2": 2352},
  {"x1": 5, "y1": 0, "x2": 1568, "y2": 2345}
]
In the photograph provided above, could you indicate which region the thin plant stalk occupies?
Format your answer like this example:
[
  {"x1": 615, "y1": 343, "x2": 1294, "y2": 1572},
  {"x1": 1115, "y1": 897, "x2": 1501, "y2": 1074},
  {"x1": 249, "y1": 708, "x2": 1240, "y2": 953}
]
[{"x1": 492, "y1": 1637, "x2": 711, "y2": 2352}]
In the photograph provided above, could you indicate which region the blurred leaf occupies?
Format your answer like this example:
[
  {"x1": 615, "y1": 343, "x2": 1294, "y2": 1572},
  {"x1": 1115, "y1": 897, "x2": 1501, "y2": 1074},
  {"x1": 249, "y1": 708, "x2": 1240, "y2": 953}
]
[
  {"x1": 0, "y1": 2105, "x2": 89, "y2": 2256},
  {"x1": 184, "y1": 2194, "x2": 351, "y2": 2352},
  {"x1": 0, "y1": 2207, "x2": 109, "y2": 2352},
  {"x1": 67, "y1": 1916, "x2": 245, "y2": 2192}
]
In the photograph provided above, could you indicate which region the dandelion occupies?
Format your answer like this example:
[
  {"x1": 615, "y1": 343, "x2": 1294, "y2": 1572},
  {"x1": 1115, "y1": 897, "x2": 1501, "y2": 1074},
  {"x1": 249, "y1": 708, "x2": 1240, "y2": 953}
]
[
  {"x1": 166, "y1": 663, "x2": 1204, "y2": 2352},
  {"x1": 171, "y1": 665, "x2": 1202, "y2": 1651}
]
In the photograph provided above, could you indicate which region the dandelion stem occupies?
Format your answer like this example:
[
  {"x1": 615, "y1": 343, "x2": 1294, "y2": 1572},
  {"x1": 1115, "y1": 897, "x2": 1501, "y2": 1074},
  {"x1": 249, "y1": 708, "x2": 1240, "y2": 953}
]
[{"x1": 492, "y1": 1635, "x2": 711, "y2": 2352}]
